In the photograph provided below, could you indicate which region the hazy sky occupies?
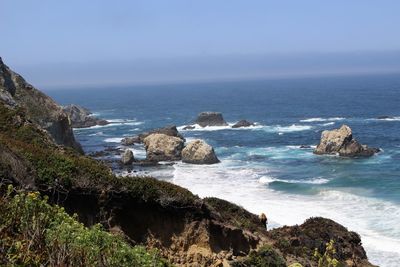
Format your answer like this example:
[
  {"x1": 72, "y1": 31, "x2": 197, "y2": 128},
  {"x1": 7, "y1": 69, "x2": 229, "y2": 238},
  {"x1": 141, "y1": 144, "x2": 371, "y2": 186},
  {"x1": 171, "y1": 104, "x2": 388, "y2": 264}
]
[{"x1": 2, "y1": 0, "x2": 400, "y2": 88}]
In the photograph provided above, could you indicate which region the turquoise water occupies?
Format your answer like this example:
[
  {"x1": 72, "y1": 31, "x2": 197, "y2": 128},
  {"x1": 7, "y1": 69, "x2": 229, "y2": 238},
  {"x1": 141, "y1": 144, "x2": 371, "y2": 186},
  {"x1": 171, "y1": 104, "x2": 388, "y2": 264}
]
[{"x1": 48, "y1": 74, "x2": 400, "y2": 266}]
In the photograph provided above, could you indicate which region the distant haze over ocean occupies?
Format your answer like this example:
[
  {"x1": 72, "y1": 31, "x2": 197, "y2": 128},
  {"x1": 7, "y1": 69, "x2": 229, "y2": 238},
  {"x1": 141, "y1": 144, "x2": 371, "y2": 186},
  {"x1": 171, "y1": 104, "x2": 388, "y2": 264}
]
[{"x1": 7, "y1": 50, "x2": 400, "y2": 88}]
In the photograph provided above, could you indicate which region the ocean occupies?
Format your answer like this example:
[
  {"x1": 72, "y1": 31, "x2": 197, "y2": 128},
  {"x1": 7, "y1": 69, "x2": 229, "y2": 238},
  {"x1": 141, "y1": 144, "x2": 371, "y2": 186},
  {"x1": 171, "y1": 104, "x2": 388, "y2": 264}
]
[{"x1": 47, "y1": 74, "x2": 400, "y2": 267}]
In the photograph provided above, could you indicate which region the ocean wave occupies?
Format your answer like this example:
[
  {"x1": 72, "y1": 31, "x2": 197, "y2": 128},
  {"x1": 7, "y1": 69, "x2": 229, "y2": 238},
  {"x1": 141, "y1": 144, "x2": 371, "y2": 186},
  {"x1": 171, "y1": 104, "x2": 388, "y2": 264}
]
[
  {"x1": 300, "y1": 117, "x2": 345, "y2": 122},
  {"x1": 267, "y1": 124, "x2": 313, "y2": 133},
  {"x1": 369, "y1": 116, "x2": 400, "y2": 122},
  {"x1": 75, "y1": 120, "x2": 144, "y2": 130},
  {"x1": 320, "y1": 122, "x2": 335, "y2": 126},
  {"x1": 259, "y1": 176, "x2": 329, "y2": 185},
  {"x1": 104, "y1": 137, "x2": 123, "y2": 143}
]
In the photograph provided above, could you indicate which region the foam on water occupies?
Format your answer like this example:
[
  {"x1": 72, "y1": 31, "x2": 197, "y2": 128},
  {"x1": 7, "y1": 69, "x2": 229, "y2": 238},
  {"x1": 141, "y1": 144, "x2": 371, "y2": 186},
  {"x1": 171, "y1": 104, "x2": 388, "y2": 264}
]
[
  {"x1": 300, "y1": 117, "x2": 345, "y2": 122},
  {"x1": 170, "y1": 160, "x2": 400, "y2": 267},
  {"x1": 104, "y1": 137, "x2": 123, "y2": 143}
]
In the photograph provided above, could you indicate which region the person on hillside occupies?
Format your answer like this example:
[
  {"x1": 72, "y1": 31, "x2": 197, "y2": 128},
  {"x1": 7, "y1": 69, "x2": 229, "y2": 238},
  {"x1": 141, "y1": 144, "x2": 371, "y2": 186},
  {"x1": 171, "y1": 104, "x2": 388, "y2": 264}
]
[{"x1": 259, "y1": 213, "x2": 268, "y2": 230}]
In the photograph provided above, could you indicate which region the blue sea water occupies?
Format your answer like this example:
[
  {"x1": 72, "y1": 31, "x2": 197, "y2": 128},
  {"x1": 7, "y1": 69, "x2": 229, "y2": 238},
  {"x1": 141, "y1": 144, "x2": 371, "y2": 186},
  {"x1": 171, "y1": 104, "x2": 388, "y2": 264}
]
[{"x1": 47, "y1": 74, "x2": 400, "y2": 266}]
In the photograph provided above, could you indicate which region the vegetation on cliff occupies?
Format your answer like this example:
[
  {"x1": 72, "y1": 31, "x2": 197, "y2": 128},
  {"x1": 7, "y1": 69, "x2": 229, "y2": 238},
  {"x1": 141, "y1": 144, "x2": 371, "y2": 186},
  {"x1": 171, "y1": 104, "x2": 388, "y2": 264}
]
[{"x1": 0, "y1": 185, "x2": 169, "y2": 267}]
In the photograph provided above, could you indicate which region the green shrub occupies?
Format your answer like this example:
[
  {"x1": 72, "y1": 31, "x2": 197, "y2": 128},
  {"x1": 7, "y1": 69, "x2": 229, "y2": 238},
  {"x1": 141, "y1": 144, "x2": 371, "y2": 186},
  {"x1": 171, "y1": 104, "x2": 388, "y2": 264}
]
[
  {"x1": 313, "y1": 240, "x2": 343, "y2": 267},
  {"x1": 236, "y1": 245, "x2": 286, "y2": 267},
  {"x1": 0, "y1": 185, "x2": 170, "y2": 266}
]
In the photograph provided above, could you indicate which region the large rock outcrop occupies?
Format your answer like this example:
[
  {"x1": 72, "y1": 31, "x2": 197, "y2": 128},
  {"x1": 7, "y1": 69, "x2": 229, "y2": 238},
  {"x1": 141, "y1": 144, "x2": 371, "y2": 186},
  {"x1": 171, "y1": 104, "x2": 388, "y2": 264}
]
[
  {"x1": 62, "y1": 104, "x2": 109, "y2": 128},
  {"x1": 143, "y1": 133, "x2": 184, "y2": 162},
  {"x1": 314, "y1": 125, "x2": 379, "y2": 157},
  {"x1": 195, "y1": 112, "x2": 228, "y2": 127},
  {"x1": 182, "y1": 140, "x2": 220, "y2": 164},
  {"x1": 0, "y1": 57, "x2": 82, "y2": 153},
  {"x1": 121, "y1": 125, "x2": 184, "y2": 146}
]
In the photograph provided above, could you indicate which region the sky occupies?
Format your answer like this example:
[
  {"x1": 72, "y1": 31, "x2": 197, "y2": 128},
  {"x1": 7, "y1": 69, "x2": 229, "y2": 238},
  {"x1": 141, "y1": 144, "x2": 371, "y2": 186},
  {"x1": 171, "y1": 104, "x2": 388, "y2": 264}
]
[{"x1": 1, "y1": 0, "x2": 400, "y2": 88}]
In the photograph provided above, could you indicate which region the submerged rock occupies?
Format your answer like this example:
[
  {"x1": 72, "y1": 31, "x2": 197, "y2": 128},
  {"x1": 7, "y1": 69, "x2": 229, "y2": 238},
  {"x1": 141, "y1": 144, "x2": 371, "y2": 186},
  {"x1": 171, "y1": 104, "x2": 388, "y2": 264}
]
[
  {"x1": 182, "y1": 140, "x2": 219, "y2": 164},
  {"x1": 183, "y1": 125, "x2": 196, "y2": 130},
  {"x1": 195, "y1": 112, "x2": 228, "y2": 127},
  {"x1": 143, "y1": 133, "x2": 184, "y2": 162},
  {"x1": 121, "y1": 149, "x2": 134, "y2": 165},
  {"x1": 62, "y1": 104, "x2": 109, "y2": 128},
  {"x1": 314, "y1": 125, "x2": 379, "y2": 157},
  {"x1": 232, "y1": 120, "x2": 255, "y2": 128}
]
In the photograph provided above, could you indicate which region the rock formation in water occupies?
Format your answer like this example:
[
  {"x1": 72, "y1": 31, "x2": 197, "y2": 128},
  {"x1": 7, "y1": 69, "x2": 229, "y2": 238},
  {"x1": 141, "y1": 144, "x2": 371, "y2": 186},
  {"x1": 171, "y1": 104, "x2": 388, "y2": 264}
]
[
  {"x1": 121, "y1": 149, "x2": 134, "y2": 165},
  {"x1": 143, "y1": 133, "x2": 184, "y2": 161},
  {"x1": 121, "y1": 125, "x2": 184, "y2": 146},
  {"x1": 182, "y1": 139, "x2": 220, "y2": 164},
  {"x1": 314, "y1": 125, "x2": 379, "y2": 157},
  {"x1": 0, "y1": 57, "x2": 375, "y2": 266},
  {"x1": 232, "y1": 119, "x2": 255, "y2": 128},
  {"x1": 62, "y1": 104, "x2": 109, "y2": 128},
  {"x1": 0, "y1": 57, "x2": 82, "y2": 153},
  {"x1": 195, "y1": 112, "x2": 228, "y2": 127}
]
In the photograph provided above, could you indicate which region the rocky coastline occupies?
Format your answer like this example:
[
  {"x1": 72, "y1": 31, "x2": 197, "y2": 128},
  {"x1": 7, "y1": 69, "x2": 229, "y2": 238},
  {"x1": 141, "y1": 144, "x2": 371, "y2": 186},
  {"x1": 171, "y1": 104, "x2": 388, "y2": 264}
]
[{"x1": 0, "y1": 58, "x2": 376, "y2": 266}]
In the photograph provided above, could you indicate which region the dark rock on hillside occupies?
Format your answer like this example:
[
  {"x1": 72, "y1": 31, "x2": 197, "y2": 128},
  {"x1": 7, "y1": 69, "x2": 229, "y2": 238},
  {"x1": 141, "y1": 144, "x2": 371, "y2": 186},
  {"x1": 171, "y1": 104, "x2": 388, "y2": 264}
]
[
  {"x1": 314, "y1": 125, "x2": 379, "y2": 157},
  {"x1": 232, "y1": 120, "x2": 255, "y2": 128},
  {"x1": 121, "y1": 125, "x2": 185, "y2": 145},
  {"x1": 0, "y1": 57, "x2": 82, "y2": 153},
  {"x1": 268, "y1": 217, "x2": 375, "y2": 267},
  {"x1": 195, "y1": 112, "x2": 228, "y2": 127},
  {"x1": 62, "y1": 104, "x2": 109, "y2": 128}
]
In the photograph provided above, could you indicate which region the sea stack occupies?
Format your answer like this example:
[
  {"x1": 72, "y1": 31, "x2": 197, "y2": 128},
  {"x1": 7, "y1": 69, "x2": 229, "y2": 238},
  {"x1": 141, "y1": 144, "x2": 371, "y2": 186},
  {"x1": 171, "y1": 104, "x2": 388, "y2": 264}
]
[
  {"x1": 182, "y1": 139, "x2": 220, "y2": 164},
  {"x1": 195, "y1": 112, "x2": 228, "y2": 127},
  {"x1": 314, "y1": 125, "x2": 379, "y2": 157},
  {"x1": 143, "y1": 133, "x2": 184, "y2": 161}
]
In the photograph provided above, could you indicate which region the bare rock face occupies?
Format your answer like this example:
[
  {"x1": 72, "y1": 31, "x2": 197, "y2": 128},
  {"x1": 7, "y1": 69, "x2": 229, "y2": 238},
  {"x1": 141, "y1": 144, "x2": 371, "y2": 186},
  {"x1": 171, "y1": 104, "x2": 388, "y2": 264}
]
[
  {"x1": 121, "y1": 149, "x2": 134, "y2": 165},
  {"x1": 0, "y1": 57, "x2": 82, "y2": 153},
  {"x1": 143, "y1": 133, "x2": 184, "y2": 162},
  {"x1": 122, "y1": 125, "x2": 184, "y2": 146},
  {"x1": 182, "y1": 140, "x2": 220, "y2": 164},
  {"x1": 195, "y1": 112, "x2": 228, "y2": 127},
  {"x1": 232, "y1": 120, "x2": 255, "y2": 128},
  {"x1": 62, "y1": 104, "x2": 109, "y2": 128},
  {"x1": 314, "y1": 125, "x2": 379, "y2": 157}
]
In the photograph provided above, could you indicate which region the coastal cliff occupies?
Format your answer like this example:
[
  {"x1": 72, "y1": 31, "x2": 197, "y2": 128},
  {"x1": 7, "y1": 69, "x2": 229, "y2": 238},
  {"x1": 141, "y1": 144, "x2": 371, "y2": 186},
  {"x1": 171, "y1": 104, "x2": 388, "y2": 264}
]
[
  {"x1": 0, "y1": 59, "x2": 374, "y2": 266},
  {"x1": 0, "y1": 57, "x2": 82, "y2": 153}
]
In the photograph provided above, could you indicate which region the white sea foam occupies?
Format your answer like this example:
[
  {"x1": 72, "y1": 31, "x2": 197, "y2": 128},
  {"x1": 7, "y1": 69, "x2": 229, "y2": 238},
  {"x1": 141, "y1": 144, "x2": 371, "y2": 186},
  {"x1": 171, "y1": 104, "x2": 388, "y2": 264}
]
[
  {"x1": 271, "y1": 124, "x2": 313, "y2": 132},
  {"x1": 320, "y1": 122, "x2": 335, "y2": 126},
  {"x1": 104, "y1": 137, "x2": 123, "y2": 143},
  {"x1": 259, "y1": 176, "x2": 329, "y2": 185},
  {"x1": 168, "y1": 161, "x2": 400, "y2": 267},
  {"x1": 74, "y1": 119, "x2": 144, "y2": 130},
  {"x1": 370, "y1": 116, "x2": 400, "y2": 121},
  {"x1": 300, "y1": 117, "x2": 345, "y2": 122}
]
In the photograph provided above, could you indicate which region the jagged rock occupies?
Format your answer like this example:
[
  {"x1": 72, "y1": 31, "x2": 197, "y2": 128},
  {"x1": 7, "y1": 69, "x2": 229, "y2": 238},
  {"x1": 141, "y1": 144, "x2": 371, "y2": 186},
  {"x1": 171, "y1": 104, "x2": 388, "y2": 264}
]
[
  {"x1": 182, "y1": 140, "x2": 220, "y2": 164},
  {"x1": 143, "y1": 133, "x2": 184, "y2": 162},
  {"x1": 121, "y1": 136, "x2": 141, "y2": 146},
  {"x1": 232, "y1": 120, "x2": 255, "y2": 128},
  {"x1": 195, "y1": 112, "x2": 228, "y2": 127},
  {"x1": 121, "y1": 149, "x2": 134, "y2": 165},
  {"x1": 0, "y1": 57, "x2": 82, "y2": 153},
  {"x1": 62, "y1": 104, "x2": 109, "y2": 128},
  {"x1": 314, "y1": 125, "x2": 379, "y2": 157},
  {"x1": 299, "y1": 145, "x2": 311, "y2": 149}
]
